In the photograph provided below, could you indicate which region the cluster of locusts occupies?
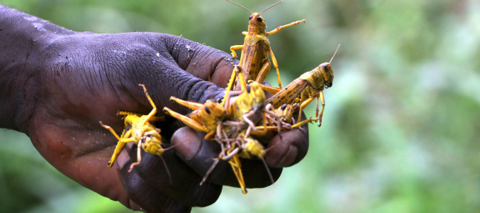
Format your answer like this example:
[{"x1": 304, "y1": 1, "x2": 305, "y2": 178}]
[{"x1": 99, "y1": 0, "x2": 337, "y2": 194}]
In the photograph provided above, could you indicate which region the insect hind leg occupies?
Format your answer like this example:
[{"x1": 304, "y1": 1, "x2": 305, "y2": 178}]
[{"x1": 138, "y1": 84, "x2": 158, "y2": 122}]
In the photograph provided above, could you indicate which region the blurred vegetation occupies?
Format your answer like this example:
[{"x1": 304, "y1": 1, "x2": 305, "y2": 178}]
[{"x1": 1, "y1": 0, "x2": 480, "y2": 212}]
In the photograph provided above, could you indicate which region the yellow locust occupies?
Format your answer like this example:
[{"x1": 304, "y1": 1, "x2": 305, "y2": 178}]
[
  {"x1": 260, "y1": 45, "x2": 340, "y2": 127},
  {"x1": 222, "y1": 0, "x2": 306, "y2": 106},
  {"x1": 99, "y1": 84, "x2": 170, "y2": 178}
]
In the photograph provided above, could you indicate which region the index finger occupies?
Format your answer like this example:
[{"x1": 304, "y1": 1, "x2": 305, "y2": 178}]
[{"x1": 160, "y1": 34, "x2": 237, "y2": 87}]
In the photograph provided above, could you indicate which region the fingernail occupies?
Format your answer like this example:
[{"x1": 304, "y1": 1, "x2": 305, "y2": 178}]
[
  {"x1": 267, "y1": 144, "x2": 298, "y2": 168},
  {"x1": 171, "y1": 127, "x2": 201, "y2": 161},
  {"x1": 277, "y1": 145, "x2": 298, "y2": 167},
  {"x1": 116, "y1": 147, "x2": 131, "y2": 169}
]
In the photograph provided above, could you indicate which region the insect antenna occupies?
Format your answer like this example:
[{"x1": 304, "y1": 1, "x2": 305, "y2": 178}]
[
  {"x1": 260, "y1": 157, "x2": 275, "y2": 185},
  {"x1": 330, "y1": 44, "x2": 341, "y2": 64},
  {"x1": 200, "y1": 158, "x2": 220, "y2": 185},
  {"x1": 226, "y1": 0, "x2": 253, "y2": 13},
  {"x1": 264, "y1": 141, "x2": 278, "y2": 153},
  {"x1": 160, "y1": 142, "x2": 181, "y2": 185},
  {"x1": 260, "y1": 0, "x2": 283, "y2": 14},
  {"x1": 158, "y1": 155, "x2": 173, "y2": 185}
]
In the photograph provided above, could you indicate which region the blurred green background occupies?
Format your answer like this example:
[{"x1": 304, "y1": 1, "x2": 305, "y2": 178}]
[{"x1": 1, "y1": 0, "x2": 480, "y2": 212}]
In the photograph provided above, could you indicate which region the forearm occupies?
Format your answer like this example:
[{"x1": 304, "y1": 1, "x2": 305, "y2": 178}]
[{"x1": 0, "y1": 4, "x2": 71, "y2": 131}]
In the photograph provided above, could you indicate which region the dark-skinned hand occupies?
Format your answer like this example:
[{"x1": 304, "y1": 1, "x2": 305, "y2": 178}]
[{"x1": 0, "y1": 4, "x2": 309, "y2": 213}]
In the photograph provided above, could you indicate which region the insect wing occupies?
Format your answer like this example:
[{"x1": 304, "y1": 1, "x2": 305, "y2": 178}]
[{"x1": 267, "y1": 78, "x2": 308, "y2": 108}]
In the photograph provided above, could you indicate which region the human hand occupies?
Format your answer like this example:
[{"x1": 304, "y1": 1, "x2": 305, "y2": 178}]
[{"x1": 0, "y1": 5, "x2": 309, "y2": 212}]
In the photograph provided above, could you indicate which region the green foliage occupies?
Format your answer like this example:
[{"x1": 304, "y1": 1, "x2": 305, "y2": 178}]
[{"x1": 1, "y1": 0, "x2": 479, "y2": 212}]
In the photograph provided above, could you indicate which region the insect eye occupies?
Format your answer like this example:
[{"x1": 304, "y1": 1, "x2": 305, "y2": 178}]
[
  {"x1": 281, "y1": 104, "x2": 287, "y2": 110},
  {"x1": 141, "y1": 138, "x2": 146, "y2": 143},
  {"x1": 249, "y1": 15, "x2": 252, "y2": 20},
  {"x1": 246, "y1": 85, "x2": 251, "y2": 93},
  {"x1": 256, "y1": 17, "x2": 262, "y2": 22},
  {"x1": 205, "y1": 106, "x2": 211, "y2": 114},
  {"x1": 322, "y1": 64, "x2": 329, "y2": 71}
]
